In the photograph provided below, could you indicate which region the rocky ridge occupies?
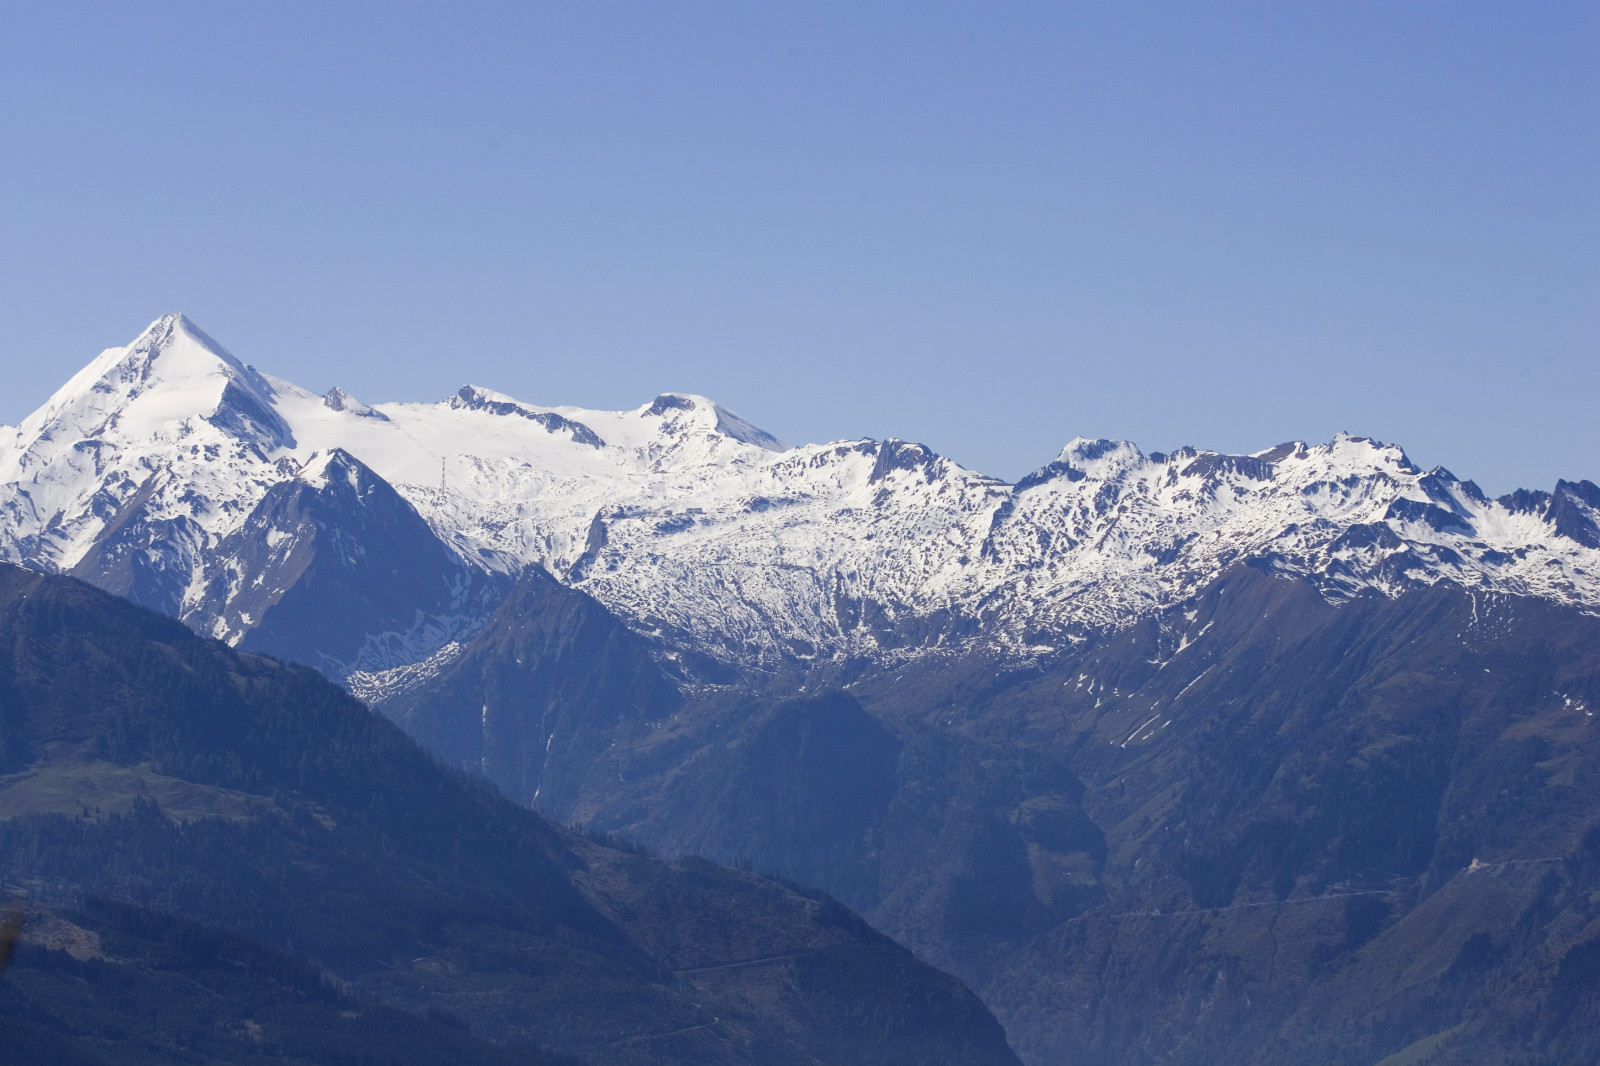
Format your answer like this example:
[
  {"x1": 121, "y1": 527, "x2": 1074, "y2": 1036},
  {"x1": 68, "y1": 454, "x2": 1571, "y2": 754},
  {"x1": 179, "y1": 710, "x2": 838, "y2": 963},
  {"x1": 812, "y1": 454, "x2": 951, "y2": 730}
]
[{"x1": 2, "y1": 313, "x2": 1598, "y2": 679}]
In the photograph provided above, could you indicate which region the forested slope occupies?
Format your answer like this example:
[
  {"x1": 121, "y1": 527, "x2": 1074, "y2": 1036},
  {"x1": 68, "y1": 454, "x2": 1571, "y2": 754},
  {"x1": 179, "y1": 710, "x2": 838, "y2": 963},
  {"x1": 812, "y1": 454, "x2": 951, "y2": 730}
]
[{"x1": 0, "y1": 564, "x2": 1018, "y2": 1066}]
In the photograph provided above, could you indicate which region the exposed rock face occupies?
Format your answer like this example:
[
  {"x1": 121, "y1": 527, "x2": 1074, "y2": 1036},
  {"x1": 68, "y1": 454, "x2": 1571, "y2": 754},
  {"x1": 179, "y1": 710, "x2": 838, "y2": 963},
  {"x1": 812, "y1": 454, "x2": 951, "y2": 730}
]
[{"x1": 186, "y1": 447, "x2": 509, "y2": 677}]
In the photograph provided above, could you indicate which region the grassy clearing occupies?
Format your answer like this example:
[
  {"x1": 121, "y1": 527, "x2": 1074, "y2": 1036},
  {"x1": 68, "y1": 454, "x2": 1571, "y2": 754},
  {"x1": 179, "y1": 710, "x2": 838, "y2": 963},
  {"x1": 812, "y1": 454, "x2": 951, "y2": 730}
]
[{"x1": 0, "y1": 758, "x2": 272, "y2": 823}]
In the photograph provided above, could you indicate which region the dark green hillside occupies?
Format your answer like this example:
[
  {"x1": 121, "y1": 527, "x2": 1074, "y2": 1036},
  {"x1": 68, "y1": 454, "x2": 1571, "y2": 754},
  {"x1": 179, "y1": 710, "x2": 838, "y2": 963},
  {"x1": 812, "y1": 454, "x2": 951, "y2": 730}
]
[
  {"x1": 0, "y1": 564, "x2": 1020, "y2": 1066},
  {"x1": 0, "y1": 898, "x2": 573, "y2": 1066}
]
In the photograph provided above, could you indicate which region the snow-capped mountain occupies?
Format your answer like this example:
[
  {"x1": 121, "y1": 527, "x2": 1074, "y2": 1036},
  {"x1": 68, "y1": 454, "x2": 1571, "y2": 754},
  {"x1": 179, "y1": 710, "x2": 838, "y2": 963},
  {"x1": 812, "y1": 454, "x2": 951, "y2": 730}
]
[
  {"x1": 3, "y1": 313, "x2": 1598, "y2": 679},
  {"x1": 190, "y1": 446, "x2": 510, "y2": 676}
]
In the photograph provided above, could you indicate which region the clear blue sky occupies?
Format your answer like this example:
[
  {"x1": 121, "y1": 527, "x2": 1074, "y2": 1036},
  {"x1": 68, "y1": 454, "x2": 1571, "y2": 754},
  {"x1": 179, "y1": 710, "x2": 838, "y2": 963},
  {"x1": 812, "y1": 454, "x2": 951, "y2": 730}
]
[{"x1": 2, "y1": 2, "x2": 1595, "y2": 494}]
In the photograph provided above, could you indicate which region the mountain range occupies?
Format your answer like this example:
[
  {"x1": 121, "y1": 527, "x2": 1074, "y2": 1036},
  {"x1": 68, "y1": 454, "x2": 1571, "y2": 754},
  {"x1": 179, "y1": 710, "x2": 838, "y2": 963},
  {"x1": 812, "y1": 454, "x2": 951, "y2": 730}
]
[
  {"x1": 6, "y1": 313, "x2": 1600, "y2": 1064},
  {"x1": 4, "y1": 314, "x2": 1596, "y2": 686}
]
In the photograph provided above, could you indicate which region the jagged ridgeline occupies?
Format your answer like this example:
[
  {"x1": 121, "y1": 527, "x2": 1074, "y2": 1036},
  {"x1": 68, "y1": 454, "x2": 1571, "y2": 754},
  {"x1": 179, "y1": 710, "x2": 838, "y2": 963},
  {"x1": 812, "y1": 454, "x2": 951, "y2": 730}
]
[
  {"x1": 3, "y1": 313, "x2": 1598, "y2": 687},
  {"x1": 7, "y1": 314, "x2": 1600, "y2": 1065},
  {"x1": 0, "y1": 565, "x2": 1020, "y2": 1066}
]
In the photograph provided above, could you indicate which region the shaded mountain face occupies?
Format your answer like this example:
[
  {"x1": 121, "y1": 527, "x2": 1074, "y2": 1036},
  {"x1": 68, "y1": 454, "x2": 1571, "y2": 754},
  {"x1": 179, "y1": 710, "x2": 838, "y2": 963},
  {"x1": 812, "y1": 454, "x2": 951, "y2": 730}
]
[
  {"x1": 363, "y1": 598, "x2": 1108, "y2": 971},
  {"x1": 0, "y1": 565, "x2": 1020, "y2": 1066},
  {"x1": 369, "y1": 566, "x2": 682, "y2": 811},
  {"x1": 630, "y1": 690, "x2": 1108, "y2": 982},
  {"x1": 850, "y1": 568, "x2": 1600, "y2": 1065},
  {"x1": 660, "y1": 691, "x2": 905, "y2": 907},
  {"x1": 184, "y1": 446, "x2": 509, "y2": 677},
  {"x1": 383, "y1": 566, "x2": 1600, "y2": 1065},
  {"x1": 64, "y1": 466, "x2": 210, "y2": 621}
]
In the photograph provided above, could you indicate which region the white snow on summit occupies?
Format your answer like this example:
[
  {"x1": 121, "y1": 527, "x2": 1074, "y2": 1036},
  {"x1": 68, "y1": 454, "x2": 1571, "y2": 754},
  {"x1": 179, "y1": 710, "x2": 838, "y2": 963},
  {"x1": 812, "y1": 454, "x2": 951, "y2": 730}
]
[
  {"x1": 0, "y1": 313, "x2": 294, "y2": 574},
  {"x1": 3, "y1": 314, "x2": 1598, "y2": 673}
]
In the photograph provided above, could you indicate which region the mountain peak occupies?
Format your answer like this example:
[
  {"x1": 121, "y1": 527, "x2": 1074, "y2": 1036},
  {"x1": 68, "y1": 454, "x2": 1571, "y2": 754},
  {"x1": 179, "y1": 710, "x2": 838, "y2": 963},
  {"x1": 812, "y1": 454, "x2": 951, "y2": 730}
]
[
  {"x1": 128, "y1": 312, "x2": 246, "y2": 373},
  {"x1": 640, "y1": 393, "x2": 788, "y2": 451},
  {"x1": 1057, "y1": 437, "x2": 1145, "y2": 478},
  {"x1": 297, "y1": 444, "x2": 350, "y2": 472},
  {"x1": 323, "y1": 386, "x2": 388, "y2": 420},
  {"x1": 11, "y1": 313, "x2": 291, "y2": 452},
  {"x1": 448, "y1": 386, "x2": 605, "y2": 448},
  {"x1": 1323, "y1": 430, "x2": 1419, "y2": 475},
  {"x1": 139, "y1": 309, "x2": 195, "y2": 338},
  {"x1": 135, "y1": 309, "x2": 186, "y2": 342},
  {"x1": 643, "y1": 392, "x2": 701, "y2": 417},
  {"x1": 712, "y1": 402, "x2": 787, "y2": 451},
  {"x1": 294, "y1": 447, "x2": 375, "y2": 492}
]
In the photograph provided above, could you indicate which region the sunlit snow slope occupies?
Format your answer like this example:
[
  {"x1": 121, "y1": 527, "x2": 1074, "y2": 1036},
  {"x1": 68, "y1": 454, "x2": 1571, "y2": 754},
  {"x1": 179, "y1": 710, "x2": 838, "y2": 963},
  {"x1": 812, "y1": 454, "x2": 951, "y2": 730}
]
[{"x1": 3, "y1": 314, "x2": 1598, "y2": 677}]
